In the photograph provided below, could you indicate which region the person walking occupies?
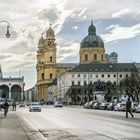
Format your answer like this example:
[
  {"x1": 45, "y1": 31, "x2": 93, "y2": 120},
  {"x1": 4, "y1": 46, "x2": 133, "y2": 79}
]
[
  {"x1": 12, "y1": 101, "x2": 17, "y2": 111},
  {"x1": 126, "y1": 97, "x2": 134, "y2": 118},
  {"x1": 3, "y1": 100, "x2": 9, "y2": 117}
]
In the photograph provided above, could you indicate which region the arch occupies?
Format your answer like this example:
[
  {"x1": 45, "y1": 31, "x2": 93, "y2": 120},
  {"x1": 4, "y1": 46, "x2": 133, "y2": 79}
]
[
  {"x1": 11, "y1": 85, "x2": 21, "y2": 101},
  {"x1": 0, "y1": 85, "x2": 9, "y2": 99}
]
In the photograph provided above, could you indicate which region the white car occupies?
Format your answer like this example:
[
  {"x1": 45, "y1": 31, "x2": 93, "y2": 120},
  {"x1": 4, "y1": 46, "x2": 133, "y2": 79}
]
[
  {"x1": 114, "y1": 102, "x2": 126, "y2": 111},
  {"x1": 29, "y1": 102, "x2": 41, "y2": 112},
  {"x1": 54, "y1": 102, "x2": 63, "y2": 107},
  {"x1": 135, "y1": 104, "x2": 140, "y2": 113}
]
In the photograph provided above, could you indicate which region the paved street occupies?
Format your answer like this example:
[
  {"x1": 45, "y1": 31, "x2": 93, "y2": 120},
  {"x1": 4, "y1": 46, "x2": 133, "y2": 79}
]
[{"x1": 17, "y1": 106, "x2": 140, "y2": 140}]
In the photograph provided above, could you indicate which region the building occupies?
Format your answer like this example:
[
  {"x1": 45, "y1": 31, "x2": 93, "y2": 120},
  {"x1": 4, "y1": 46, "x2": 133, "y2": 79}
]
[
  {"x1": 56, "y1": 63, "x2": 138, "y2": 102},
  {"x1": 37, "y1": 21, "x2": 118, "y2": 101},
  {"x1": 0, "y1": 65, "x2": 25, "y2": 101},
  {"x1": 24, "y1": 85, "x2": 37, "y2": 102}
]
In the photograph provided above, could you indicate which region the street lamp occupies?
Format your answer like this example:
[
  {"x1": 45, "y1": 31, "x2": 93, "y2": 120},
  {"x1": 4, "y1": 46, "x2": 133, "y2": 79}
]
[{"x1": 0, "y1": 20, "x2": 11, "y2": 38}]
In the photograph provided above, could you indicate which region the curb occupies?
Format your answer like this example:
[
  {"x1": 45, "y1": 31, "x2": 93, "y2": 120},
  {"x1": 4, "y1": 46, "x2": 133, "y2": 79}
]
[{"x1": 17, "y1": 114, "x2": 46, "y2": 140}]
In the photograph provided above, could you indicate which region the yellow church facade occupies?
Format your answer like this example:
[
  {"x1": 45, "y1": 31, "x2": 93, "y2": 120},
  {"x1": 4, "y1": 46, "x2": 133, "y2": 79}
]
[{"x1": 36, "y1": 22, "x2": 105, "y2": 101}]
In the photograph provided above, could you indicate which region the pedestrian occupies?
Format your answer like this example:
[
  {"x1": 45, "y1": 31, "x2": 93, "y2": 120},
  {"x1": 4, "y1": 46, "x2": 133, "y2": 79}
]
[
  {"x1": 126, "y1": 97, "x2": 134, "y2": 118},
  {"x1": 12, "y1": 101, "x2": 16, "y2": 111},
  {"x1": 3, "y1": 100, "x2": 9, "y2": 117}
]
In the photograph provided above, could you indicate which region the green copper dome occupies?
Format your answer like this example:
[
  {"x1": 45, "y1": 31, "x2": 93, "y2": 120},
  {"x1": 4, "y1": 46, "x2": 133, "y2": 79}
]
[{"x1": 81, "y1": 21, "x2": 104, "y2": 48}]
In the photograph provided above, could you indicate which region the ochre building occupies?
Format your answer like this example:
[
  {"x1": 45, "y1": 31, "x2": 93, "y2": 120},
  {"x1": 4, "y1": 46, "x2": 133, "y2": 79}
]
[{"x1": 37, "y1": 22, "x2": 106, "y2": 101}]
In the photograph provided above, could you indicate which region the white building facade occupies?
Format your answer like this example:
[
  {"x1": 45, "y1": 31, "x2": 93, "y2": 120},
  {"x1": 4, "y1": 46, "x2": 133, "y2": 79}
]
[{"x1": 56, "y1": 63, "x2": 138, "y2": 102}]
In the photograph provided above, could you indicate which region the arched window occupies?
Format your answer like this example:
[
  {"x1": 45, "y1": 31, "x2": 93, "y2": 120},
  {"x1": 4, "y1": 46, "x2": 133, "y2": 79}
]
[
  {"x1": 42, "y1": 73, "x2": 44, "y2": 80},
  {"x1": 94, "y1": 54, "x2": 97, "y2": 61},
  {"x1": 50, "y1": 73, "x2": 52, "y2": 79},
  {"x1": 85, "y1": 54, "x2": 88, "y2": 61},
  {"x1": 50, "y1": 56, "x2": 52, "y2": 62},
  {"x1": 101, "y1": 54, "x2": 103, "y2": 61}
]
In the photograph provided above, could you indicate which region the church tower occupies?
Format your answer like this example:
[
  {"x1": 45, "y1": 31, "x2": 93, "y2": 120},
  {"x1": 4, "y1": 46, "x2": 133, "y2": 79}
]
[
  {"x1": 80, "y1": 21, "x2": 105, "y2": 64},
  {"x1": 37, "y1": 25, "x2": 57, "y2": 101}
]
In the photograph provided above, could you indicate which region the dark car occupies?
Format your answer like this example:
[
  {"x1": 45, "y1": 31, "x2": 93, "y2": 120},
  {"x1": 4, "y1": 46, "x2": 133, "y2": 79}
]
[
  {"x1": 19, "y1": 103, "x2": 26, "y2": 107},
  {"x1": 83, "y1": 102, "x2": 90, "y2": 109}
]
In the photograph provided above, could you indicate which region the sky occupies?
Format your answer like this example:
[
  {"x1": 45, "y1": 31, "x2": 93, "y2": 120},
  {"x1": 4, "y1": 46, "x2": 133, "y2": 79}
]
[{"x1": 0, "y1": 0, "x2": 140, "y2": 89}]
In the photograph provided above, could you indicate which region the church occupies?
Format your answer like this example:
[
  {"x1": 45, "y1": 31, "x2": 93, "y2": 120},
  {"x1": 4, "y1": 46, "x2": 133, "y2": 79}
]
[{"x1": 36, "y1": 21, "x2": 118, "y2": 101}]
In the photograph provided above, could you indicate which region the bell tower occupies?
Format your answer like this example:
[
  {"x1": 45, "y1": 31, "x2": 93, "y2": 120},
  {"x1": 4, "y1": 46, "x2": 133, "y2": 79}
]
[{"x1": 37, "y1": 24, "x2": 57, "y2": 101}]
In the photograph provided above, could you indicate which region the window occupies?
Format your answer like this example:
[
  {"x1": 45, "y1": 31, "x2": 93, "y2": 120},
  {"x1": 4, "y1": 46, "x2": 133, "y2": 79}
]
[
  {"x1": 78, "y1": 74, "x2": 80, "y2": 77},
  {"x1": 50, "y1": 73, "x2": 52, "y2": 79},
  {"x1": 78, "y1": 81, "x2": 80, "y2": 85},
  {"x1": 72, "y1": 74, "x2": 74, "y2": 78},
  {"x1": 120, "y1": 74, "x2": 122, "y2": 78},
  {"x1": 96, "y1": 74, "x2": 98, "y2": 78},
  {"x1": 101, "y1": 54, "x2": 103, "y2": 61},
  {"x1": 84, "y1": 74, "x2": 86, "y2": 78},
  {"x1": 84, "y1": 81, "x2": 87, "y2": 86},
  {"x1": 90, "y1": 74, "x2": 92, "y2": 78},
  {"x1": 90, "y1": 81, "x2": 92, "y2": 85},
  {"x1": 114, "y1": 74, "x2": 116, "y2": 78},
  {"x1": 94, "y1": 54, "x2": 97, "y2": 61},
  {"x1": 125, "y1": 74, "x2": 128, "y2": 78},
  {"x1": 101, "y1": 74, "x2": 104, "y2": 78},
  {"x1": 85, "y1": 54, "x2": 88, "y2": 61},
  {"x1": 108, "y1": 74, "x2": 110, "y2": 78},
  {"x1": 42, "y1": 73, "x2": 44, "y2": 80},
  {"x1": 72, "y1": 81, "x2": 74, "y2": 86},
  {"x1": 50, "y1": 56, "x2": 52, "y2": 62}
]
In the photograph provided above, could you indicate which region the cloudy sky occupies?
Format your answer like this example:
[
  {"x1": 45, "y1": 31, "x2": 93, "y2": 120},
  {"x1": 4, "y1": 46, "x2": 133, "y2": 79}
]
[{"x1": 0, "y1": 0, "x2": 140, "y2": 89}]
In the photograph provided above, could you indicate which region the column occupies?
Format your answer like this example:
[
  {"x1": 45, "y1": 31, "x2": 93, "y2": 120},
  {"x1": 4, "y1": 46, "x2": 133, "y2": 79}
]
[{"x1": 9, "y1": 90, "x2": 11, "y2": 100}]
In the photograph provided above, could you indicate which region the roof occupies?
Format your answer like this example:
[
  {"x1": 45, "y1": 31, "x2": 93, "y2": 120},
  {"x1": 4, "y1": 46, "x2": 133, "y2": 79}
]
[
  {"x1": 70, "y1": 63, "x2": 137, "y2": 73},
  {"x1": 56, "y1": 63, "x2": 78, "y2": 68}
]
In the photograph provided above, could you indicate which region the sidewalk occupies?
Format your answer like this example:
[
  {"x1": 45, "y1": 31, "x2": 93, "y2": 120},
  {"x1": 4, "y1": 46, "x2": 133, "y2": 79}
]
[{"x1": 0, "y1": 110, "x2": 30, "y2": 140}]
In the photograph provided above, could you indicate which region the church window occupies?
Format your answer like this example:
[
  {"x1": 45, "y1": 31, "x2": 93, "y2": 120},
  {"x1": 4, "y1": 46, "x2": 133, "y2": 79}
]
[
  {"x1": 84, "y1": 81, "x2": 87, "y2": 86},
  {"x1": 94, "y1": 54, "x2": 97, "y2": 61},
  {"x1": 101, "y1": 74, "x2": 104, "y2": 78},
  {"x1": 119, "y1": 74, "x2": 122, "y2": 78},
  {"x1": 108, "y1": 74, "x2": 110, "y2": 78},
  {"x1": 42, "y1": 73, "x2": 44, "y2": 80},
  {"x1": 85, "y1": 54, "x2": 88, "y2": 61},
  {"x1": 101, "y1": 54, "x2": 103, "y2": 61},
  {"x1": 50, "y1": 56, "x2": 52, "y2": 62},
  {"x1": 50, "y1": 73, "x2": 52, "y2": 79}
]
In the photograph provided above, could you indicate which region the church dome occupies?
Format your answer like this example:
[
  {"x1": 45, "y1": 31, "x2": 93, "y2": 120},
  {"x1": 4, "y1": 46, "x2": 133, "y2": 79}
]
[
  {"x1": 110, "y1": 52, "x2": 118, "y2": 57},
  {"x1": 81, "y1": 21, "x2": 104, "y2": 48},
  {"x1": 46, "y1": 25, "x2": 55, "y2": 38}
]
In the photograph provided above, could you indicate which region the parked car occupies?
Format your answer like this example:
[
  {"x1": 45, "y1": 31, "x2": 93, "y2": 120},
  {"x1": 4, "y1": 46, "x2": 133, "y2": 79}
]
[
  {"x1": 114, "y1": 102, "x2": 126, "y2": 111},
  {"x1": 135, "y1": 104, "x2": 140, "y2": 113},
  {"x1": 54, "y1": 101, "x2": 63, "y2": 107},
  {"x1": 107, "y1": 102, "x2": 116, "y2": 111},
  {"x1": 19, "y1": 103, "x2": 26, "y2": 107},
  {"x1": 29, "y1": 102, "x2": 41, "y2": 112},
  {"x1": 131, "y1": 102, "x2": 139, "y2": 112},
  {"x1": 88, "y1": 100, "x2": 96, "y2": 109},
  {"x1": 99, "y1": 102, "x2": 109, "y2": 110},
  {"x1": 92, "y1": 102, "x2": 101, "y2": 109},
  {"x1": 83, "y1": 102, "x2": 89, "y2": 109}
]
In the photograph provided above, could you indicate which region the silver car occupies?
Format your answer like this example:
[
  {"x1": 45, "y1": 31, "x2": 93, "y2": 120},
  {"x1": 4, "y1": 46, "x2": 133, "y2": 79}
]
[
  {"x1": 135, "y1": 104, "x2": 140, "y2": 113},
  {"x1": 29, "y1": 102, "x2": 41, "y2": 112},
  {"x1": 114, "y1": 102, "x2": 126, "y2": 111}
]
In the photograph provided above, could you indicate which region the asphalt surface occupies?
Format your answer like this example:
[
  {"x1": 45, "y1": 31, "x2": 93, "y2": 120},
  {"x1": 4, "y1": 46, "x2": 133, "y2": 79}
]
[
  {"x1": 0, "y1": 108, "x2": 29, "y2": 140},
  {"x1": 17, "y1": 106, "x2": 140, "y2": 140}
]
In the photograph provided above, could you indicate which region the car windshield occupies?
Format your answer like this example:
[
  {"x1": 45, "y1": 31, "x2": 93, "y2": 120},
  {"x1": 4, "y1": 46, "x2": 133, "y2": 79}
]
[{"x1": 31, "y1": 103, "x2": 39, "y2": 106}]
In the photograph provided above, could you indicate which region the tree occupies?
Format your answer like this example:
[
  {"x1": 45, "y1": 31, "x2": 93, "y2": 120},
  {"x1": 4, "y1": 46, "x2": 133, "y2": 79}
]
[{"x1": 120, "y1": 72, "x2": 140, "y2": 102}]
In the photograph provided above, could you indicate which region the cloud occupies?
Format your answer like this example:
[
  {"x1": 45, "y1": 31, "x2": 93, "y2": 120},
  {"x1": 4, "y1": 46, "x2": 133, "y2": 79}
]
[
  {"x1": 101, "y1": 23, "x2": 140, "y2": 43},
  {"x1": 112, "y1": 7, "x2": 140, "y2": 18},
  {"x1": 57, "y1": 42, "x2": 79, "y2": 62}
]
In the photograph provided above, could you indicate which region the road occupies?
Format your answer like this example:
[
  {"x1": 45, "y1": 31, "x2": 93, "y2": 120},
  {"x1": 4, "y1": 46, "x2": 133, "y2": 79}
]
[{"x1": 17, "y1": 106, "x2": 140, "y2": 140}]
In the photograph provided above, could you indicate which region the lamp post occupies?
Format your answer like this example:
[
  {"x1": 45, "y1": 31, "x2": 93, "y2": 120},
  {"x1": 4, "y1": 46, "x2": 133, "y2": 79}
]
[{"x1": 0, "y1": 20, "x2": 11, "y2": 38}]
